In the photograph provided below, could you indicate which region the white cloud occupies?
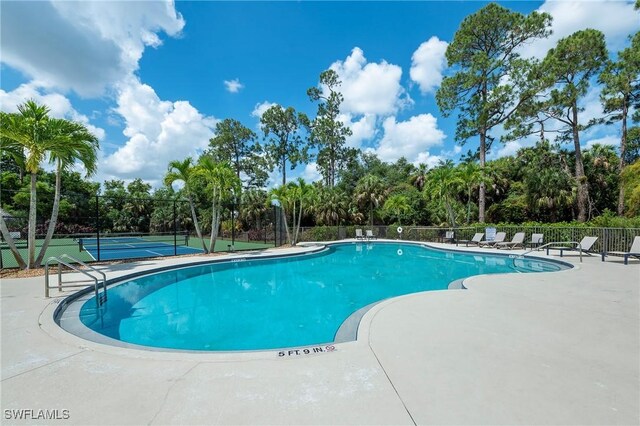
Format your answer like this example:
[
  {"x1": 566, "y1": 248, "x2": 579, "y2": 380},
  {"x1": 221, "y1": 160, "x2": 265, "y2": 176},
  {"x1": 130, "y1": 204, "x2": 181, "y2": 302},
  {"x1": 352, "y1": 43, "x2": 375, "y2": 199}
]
[
  {"x1": 224, "y1": 78, "x2": 244, "y2": 93},
  {"x1": 585, "y1": 135, "x2": 619, "y2": 150},
  {"x1": 251, "y1": 101, "x2": 278, "y2": 118},
  {"x1": 328, "y1": 47, "x2": 411, "y2": 116},
  {"x1": 374, "y1": 114, "x2": 446, "y2": 163},
  {"x1": 0, "y1": 82, "x2": 105, "y2": 141},
  {"x1": 98, "y1": 78, "x2": 218, "y2": 186},
  {"x1": 414, "y1": 152, "x2": 443, "y2": 169},
  {"x1": 493, "y1": 141, "x2": 526, "y2": 159},
  {"x1": 301, "y1": 163, "x2": 322, "y2": 183},
  {"x1": 0, "y1": 1, "x2": 184, "y2": 96},
  {"x1": 339, "y1": 113, "x2": 378, "y2": 148},
  {"x1": 410, "y1": 36, "x2": 449, "y2": 94},
  {"x1": 520, "y1": 0, "x2": 639, "y2": 59}
]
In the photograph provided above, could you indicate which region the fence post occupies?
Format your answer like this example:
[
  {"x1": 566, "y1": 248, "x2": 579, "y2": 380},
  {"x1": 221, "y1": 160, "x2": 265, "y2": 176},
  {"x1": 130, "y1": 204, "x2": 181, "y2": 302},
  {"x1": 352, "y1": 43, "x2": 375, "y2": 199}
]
[
  {"x1": 95, "y1": 195, "x2": 101, "y2": 262},
  {"x1": 173, "y1": 200, "x2": 177, "y2": 256},
  {"x1": 273, "y1": 205, "x2": 277, "y2": 247}
]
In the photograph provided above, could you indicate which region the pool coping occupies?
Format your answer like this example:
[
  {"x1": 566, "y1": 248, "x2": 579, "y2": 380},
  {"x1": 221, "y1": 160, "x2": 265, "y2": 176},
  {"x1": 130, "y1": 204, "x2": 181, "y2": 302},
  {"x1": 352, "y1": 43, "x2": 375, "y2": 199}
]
[{"x1": 45, "y1": 239, "x2": 575, "y2": 361}]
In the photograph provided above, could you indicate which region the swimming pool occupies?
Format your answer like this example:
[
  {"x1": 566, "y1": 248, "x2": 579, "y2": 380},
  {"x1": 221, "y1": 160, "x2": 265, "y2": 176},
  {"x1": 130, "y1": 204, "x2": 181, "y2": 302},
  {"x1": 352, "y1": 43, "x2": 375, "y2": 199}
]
[{"x1": 64, "y1": 242, "x2": 567, "y2": 352}]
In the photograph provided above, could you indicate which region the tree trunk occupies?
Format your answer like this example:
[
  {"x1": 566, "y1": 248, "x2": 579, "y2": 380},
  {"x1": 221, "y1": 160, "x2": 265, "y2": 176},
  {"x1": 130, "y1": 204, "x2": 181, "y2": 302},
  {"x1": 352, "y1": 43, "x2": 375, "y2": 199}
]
[
  {"x1": 369, "y1": 203, "x2": 373, "y2": 227},
  {"x1": 35, "y1": 161, "x2": 62, "y2": 266},
  {"x1": 572, "y1": 104, "x2": 589, "y2": 222},
  {"x1": 27, "y1": 172, "x2": 37, "y2": 268},
  {"x1": 466, "y1": 188, "x2": 472, "y2": 224},
  {"x1": 0, "y1": 215, "x2": 27, "y2": 269},
  {"x1": 188, "y1": 193, "x2": 208, "y2": 253},
  {"x1": 294, "y1": 201, "x2": 303, "y2": 245},
  {"x1": 618, "y1": 102, "x2": 628, "y2": 216},
  {"x1": 478, "y1": 130, "x2": 487, "y2": 223},
  {"x1": 282, "y1": 207, "x2": 291, "y2": 245},
  {"x1": 209, "y1": 190, "x2": 218, "y2": 252},
  {"x1": 282, "y1": 156, "x2": 286, "y2": 186}
]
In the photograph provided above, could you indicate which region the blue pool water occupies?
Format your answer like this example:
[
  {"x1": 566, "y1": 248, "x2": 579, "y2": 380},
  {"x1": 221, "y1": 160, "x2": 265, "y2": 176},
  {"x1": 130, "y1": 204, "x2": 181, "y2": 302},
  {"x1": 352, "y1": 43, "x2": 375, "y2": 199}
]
[{"x1": 78, "y1": 243, "x2": 566, "y2": 351}]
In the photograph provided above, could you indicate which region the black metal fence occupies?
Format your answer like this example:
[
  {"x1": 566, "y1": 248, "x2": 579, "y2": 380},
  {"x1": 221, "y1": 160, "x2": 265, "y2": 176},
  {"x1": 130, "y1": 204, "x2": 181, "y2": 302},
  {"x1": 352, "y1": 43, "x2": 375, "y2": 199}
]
[{"x1": 1, "y1": 192, "x2": 284, "y2": 269}]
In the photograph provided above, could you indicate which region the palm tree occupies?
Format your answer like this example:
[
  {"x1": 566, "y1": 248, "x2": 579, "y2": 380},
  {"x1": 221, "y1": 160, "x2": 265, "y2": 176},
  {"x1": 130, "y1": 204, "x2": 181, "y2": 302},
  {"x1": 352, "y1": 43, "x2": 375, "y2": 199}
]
[
  {"x1": 35, "y1": 119, "x2": 98, "y2": 266},
  {"x1": 313, "y1": 186, "x2": 348, "y2": 226},
  {"x1": 268, "y1": 184, "x2": 294, "y2": 245},
  {"x1": 0, "y1": 100, "x2": 99, "y2": 269},
  {"x1": 240, "y1": 188, "x2": 268, "y2": 230},
  {"x1": 383, "y1": 194, "x2": 410, "y2": 226},
  {"x1": 456, "y1": 162, "x2": 482, "y2": 224},
  {"x1": 165, "y1": 158, "x2": 207, "y2": 252},
  {"x1": 409, "y1": 164, "x2": 428, "y2": 191},
  {"x1": 289, "y1": 178, "x2": 314, "y2": 245},
  {"x1": 195, "y1": 157, "x2": 240, "y2": 252},
  {"x1": 355, "y1": 174, "x2": 386, "y2": 227},
  {"x1": 424, "y1": 161, "x2": 462, "y2": 227}
]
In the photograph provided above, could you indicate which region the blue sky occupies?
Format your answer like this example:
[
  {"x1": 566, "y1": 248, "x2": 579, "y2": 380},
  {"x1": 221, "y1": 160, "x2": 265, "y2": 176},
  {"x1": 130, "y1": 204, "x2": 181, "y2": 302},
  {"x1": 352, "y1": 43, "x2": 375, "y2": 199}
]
[{"x1": 1, "y1": 1, "x2": 638, "y2": 188}]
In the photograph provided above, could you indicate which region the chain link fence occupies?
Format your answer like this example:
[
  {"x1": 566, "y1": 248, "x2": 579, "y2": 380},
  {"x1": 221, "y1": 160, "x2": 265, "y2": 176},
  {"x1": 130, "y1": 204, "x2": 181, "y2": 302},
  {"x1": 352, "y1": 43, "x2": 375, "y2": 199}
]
[{"x1": 1, "y1": 191, "x2": 284, "y2": 269}]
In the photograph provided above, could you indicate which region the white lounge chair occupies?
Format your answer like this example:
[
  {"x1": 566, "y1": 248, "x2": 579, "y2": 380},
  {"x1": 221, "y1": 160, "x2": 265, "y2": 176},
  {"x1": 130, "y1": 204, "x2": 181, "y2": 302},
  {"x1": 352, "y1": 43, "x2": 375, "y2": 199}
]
[
  {"x1": 528, "y1": 233, "x2": 544, "y2": 249},
  {"x1": 365, "y1": 230, "x2": 376, "y2": 240},
  {"x1": 443, "y1": 230, "x2": 455, "y2": 243},
  {"x1": 601, "y1": 236, "x2": 640, "y2": 265},
  {"x1": 496, "y1": 232, "x2": 525, "y2": 249},
  {"x1": 478, "y1": 232, "x2": 507, "y2": 248},
  {"x1": 355, "y1": 229, "x2": 364, "y2": 240},
  {"x1": 457, "y1": 232, "x2": 484, "y2": 247},
  {"x1": 546, "y1": 236, "x2": 598, "y2": 257}
]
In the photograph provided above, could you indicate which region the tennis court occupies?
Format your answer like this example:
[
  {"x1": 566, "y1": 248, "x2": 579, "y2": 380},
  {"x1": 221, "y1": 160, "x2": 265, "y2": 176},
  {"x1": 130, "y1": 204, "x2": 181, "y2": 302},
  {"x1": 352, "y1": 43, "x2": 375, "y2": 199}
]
[{"x1": 79, "y1": 234, "x2": 204, "y2": 261}]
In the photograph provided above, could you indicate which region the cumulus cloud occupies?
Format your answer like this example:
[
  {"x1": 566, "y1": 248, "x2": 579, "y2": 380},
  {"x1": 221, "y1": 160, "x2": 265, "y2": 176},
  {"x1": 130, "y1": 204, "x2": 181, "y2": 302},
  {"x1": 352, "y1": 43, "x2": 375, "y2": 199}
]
[
  {"x1": 374, "y1": 114, "x2": 446, "y2": 163},
  {"x1": 329, "y1": 47, "x2": 411, "y2": 116},
  {"x1": 224, "y1": 78, "x2": 244, "y2": 93},
  {"x1": 301, "y1": 163, "x2": 322, "y2": 183},
  {"x1": 585, "y1": 135, "x2": 619, "y2": 150},
  {"x1": 98, "y1": 78, "x2": 218, "y2": 185},
  {"x1": 338, "y1": 113, "x2": 378, "y2": 149},
  {"x1": 0, "y1": 1, "x2": 184, "y2": 96},
  {"x1": 520, "y1": 0, "x2": 639, "y2": 59},
  {"x1": 251, "y1": 101, "x2": 278, "y2": 118},
  {"x1": 410, "y1": 36, "x2": 449, "y2": 94},
  {"x1": 0, "y1": 82, "x2": 105, "y2": 141}
]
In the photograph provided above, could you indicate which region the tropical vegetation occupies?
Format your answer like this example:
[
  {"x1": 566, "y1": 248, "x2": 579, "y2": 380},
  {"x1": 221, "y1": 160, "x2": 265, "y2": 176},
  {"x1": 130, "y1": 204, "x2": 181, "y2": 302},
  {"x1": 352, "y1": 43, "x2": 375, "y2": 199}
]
[{"x1": 1, "y1": 2, "x2": 639, "y2": 269}]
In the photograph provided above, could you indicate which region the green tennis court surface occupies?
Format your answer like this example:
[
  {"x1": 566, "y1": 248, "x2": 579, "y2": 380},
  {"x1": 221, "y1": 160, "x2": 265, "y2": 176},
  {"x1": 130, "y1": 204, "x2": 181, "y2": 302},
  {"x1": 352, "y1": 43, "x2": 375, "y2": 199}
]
[{"x1": 1, "y1": 236, "x2": 273, "y2": 269}]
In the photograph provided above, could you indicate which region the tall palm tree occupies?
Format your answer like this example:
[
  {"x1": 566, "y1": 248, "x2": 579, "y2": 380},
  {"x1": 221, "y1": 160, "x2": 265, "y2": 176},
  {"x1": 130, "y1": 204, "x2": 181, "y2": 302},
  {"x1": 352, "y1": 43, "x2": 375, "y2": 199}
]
[
  {"x1": 424, "y1": 161, "x2": 462, "y2": 227},
  {"x1": 456, "y1": 162, "x2": 482, "y2": 224},
  {"x1": 383, "y1": 194, "x2": 410, "y2": 225},
  {"x1": 289, "y1": 178, "x2": 314, "y2": 245},
  {"x1": 195, "y1": 157, "x2": 240, "y2": 252},
  {"x1": 35, "y1": 119, "x2": 98, "y2": 266},
  {"x1": 0, "y1": 100, "x2": 99, "y2": 269},
  {"x1": 165, "y1": 158, "x2": 207, "y2": 252},
  {"x1": 354, "y1": 174, "x2": 386, "y2": 226}
]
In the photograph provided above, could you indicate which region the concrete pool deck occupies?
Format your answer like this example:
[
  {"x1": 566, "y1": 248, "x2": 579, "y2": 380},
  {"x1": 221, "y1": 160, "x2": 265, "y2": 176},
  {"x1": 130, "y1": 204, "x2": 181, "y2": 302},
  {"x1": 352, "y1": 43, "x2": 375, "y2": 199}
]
[{"x1": 1, "y1": 242, "x2": 638, "y2": 425}]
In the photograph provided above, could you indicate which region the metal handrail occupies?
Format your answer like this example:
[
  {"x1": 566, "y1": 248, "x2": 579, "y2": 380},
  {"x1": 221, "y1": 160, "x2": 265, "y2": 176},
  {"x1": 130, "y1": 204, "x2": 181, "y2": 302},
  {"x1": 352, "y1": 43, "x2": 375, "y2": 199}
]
[
  {"x1": 45, "y1": 256, "x2": 107, "y2": 307},
  {"x1": 512, "y1": 241, "x2": 584, "y2": 263},
  {"x1": 58, "y1": 254, "x2": 107, "y2": 299}
]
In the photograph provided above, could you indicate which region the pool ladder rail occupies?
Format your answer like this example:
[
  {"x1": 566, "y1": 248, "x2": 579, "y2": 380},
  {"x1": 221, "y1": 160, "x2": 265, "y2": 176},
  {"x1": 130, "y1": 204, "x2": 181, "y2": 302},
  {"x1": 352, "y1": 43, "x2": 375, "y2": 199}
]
[
  {"x1": 45, "y1": 254, "x2": 108, "y2": 307},
  {"x1": 509, "y1": 241, "x2": 584, "y2": 263}
]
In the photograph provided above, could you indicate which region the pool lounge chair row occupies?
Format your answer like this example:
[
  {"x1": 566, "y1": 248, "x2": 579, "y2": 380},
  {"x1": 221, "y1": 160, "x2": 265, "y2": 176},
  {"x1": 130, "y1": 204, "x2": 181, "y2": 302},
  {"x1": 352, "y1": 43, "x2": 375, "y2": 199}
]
[
  {"x1": 355, "y1": 229, "x2": 376, "y2": 241},
  {"x1": 354, "y1": 228, "x2": 639, "y2": 264},
  {"x1": 458, "y1": 232, "x2": 640, "y2": 264},
  {"x1": 457, "y1": 232, "x2": 538, "y2": 250}
]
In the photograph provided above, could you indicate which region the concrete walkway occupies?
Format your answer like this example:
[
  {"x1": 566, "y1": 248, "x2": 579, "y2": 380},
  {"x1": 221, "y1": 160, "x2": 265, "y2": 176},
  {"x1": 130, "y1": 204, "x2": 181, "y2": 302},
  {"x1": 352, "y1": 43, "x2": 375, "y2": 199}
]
[{"x1": 1, "y1": 244, "x2": 639, "y2": 425}]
